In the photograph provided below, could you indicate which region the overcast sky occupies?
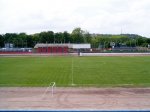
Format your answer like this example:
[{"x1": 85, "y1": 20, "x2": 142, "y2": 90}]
[{"x1": 0, "y1": 0, "x2": 150, "y2": 37}]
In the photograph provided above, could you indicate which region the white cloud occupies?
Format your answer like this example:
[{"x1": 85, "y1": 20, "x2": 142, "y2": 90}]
[{"x1": 0, "y1": 0, "x2": 150, "y2": 37}]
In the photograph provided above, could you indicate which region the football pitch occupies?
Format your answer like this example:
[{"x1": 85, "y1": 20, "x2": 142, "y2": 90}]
[{"x1": 0, "y1": 56, "x2": 150, "y2": 87}]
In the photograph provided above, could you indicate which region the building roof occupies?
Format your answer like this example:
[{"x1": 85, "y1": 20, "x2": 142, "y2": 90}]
[
  {"x1": 34, "y1": 44, "x2": 68, "y2": 48},
  {"x1": 34, "y1": 43, "x2": 91, "y2": 49}
]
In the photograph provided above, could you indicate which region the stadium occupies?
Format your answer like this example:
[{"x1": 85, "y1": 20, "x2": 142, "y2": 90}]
[
  {"x1": 0, "y1": 42, "x2": 150, "y2": 111},
  {"x1": 1, "y1": 0, "x2": 150, "y2": 111}
]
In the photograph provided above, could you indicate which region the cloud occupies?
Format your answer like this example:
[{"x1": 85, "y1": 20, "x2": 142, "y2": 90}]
[{"x1": 0, "y1": 0, "x2": 150, "y2": 37}]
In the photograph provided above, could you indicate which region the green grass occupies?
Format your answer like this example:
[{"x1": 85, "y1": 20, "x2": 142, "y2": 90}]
[{"x1": 0, "y1": 56, "x2": 150, "y2": 87}]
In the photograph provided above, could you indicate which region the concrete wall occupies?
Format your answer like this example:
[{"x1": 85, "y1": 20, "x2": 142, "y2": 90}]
[
  {"x1": 69, "y1": 44, "x2": 91, "y2": 49},
  {"x1": 80, "y1": 53, "x2": 150, "y2": 56}
]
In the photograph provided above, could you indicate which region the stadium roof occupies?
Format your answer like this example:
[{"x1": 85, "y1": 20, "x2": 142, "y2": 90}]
[{"x1": 34, "y1": 43, "x2": 91, "y2": 49}]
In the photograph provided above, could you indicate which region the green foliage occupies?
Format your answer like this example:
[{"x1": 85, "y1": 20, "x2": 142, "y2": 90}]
[
  {"x1": 0, "y1": 35, "x2": 4, "y2": 47},
  {"x1": 0, "y1": 57, "x2": 150, "y2": 87},
  {"x1": 0, "y1": 28, "x2": 149, "y2": 48},
  {"x1": 63, "y1": 31, "x2": 72, "y2": 43},
  {"x1": 71, "y1": 27, "x2": 84, "y2": 43},
  {"x1": 39, "y1": 31, "x2": 54, "y2": 43}
]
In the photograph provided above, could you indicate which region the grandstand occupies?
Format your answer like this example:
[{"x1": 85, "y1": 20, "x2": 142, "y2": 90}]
[{"x1": 34, "y1": 43, "x2": 91, "y2": 53}]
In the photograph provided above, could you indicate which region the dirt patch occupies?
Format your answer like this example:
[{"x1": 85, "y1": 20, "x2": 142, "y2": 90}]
[{"x1": 0, "y1": 87, "x2": 150, "y2": 110}]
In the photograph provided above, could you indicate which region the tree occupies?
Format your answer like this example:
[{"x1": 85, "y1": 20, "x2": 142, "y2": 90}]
[
  {"x1": 146, "y1": 38, "x2": 150, "y2": 44},
  {"x1": 39, "y1": 31, "x2": 54, "y2": 43},
  {"x1": 0, "y1": 28, "x2": 149, "y2": 48},
  {"x1": 63, "y1": 31, "x2": 72, "y2": 43},
  {"x1": 0, "y1": 34, "x2": 4, "y2": 47},
  {"x1": 18, "y1": 33, "x2": 28, "y2": 47},
  {"x1": 71, "y1": 27, "x2": 84, "y2": 43},
  {"x1": 82, "y1": 30, "x2": 91, "y2": 43},
  {"x1": 26, "y1": 35, "x2": 34, "y2": 47},
  {"x1": 32, "y1": 34, "x2": 40, "y2": 45},
  {"x1": 39, "y1": 32, "x2": 49, "y2": 43},
  {"x1": 55, "y1": 32, "x2": 64, "y2": 43},
  {"x1": 47, "y1": 31, "x2": 54, "y2": 43}
]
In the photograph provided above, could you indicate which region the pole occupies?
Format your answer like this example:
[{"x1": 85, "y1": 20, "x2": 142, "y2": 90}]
[
  {"x1": 54, "y1": 34, "x2": 55, "y2": 44},
  {"x1": 26, "y1": 40, "x2": 27, "y2": 48},
  {"x1": 42, "y1": 82, "x2": 55, "y2": 98},
  {"x1": 51, "y1": 82, "x2": 55, "y2": 97},
  {"x1": 130, "y1": 40, "x2": 131, "y2": 47},
  {"x1": 104, "y1": 41, "x2": 105, "y2": 49},
  {"x1": 64, "y1": 34, "x2": 65, "y2": 43},
  {"x1": 22, "y1": 39, "x2": 23, "y2": 48},
  {"x1": 17, "y1": 40, "x2": 18, "y2": 48}
]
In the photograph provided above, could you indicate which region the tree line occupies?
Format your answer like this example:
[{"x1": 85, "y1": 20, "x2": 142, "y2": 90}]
[{"x1": 0, "y1": 27, "x2": 150, "y2": 48}]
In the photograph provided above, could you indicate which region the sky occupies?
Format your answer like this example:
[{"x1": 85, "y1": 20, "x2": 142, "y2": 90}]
[{"x1": 0, "y1": 0, "x2": 150, "y2": 37}]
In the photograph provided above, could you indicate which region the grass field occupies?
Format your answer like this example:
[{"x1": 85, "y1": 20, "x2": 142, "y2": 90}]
[{"x1": 0, "y1": 56, "x2": 150, "y2": 87}]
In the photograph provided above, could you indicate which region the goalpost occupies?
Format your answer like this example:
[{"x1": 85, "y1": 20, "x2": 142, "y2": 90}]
[{"x1": 42, "y1": 82, "x2": 56, "y2": 98}]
